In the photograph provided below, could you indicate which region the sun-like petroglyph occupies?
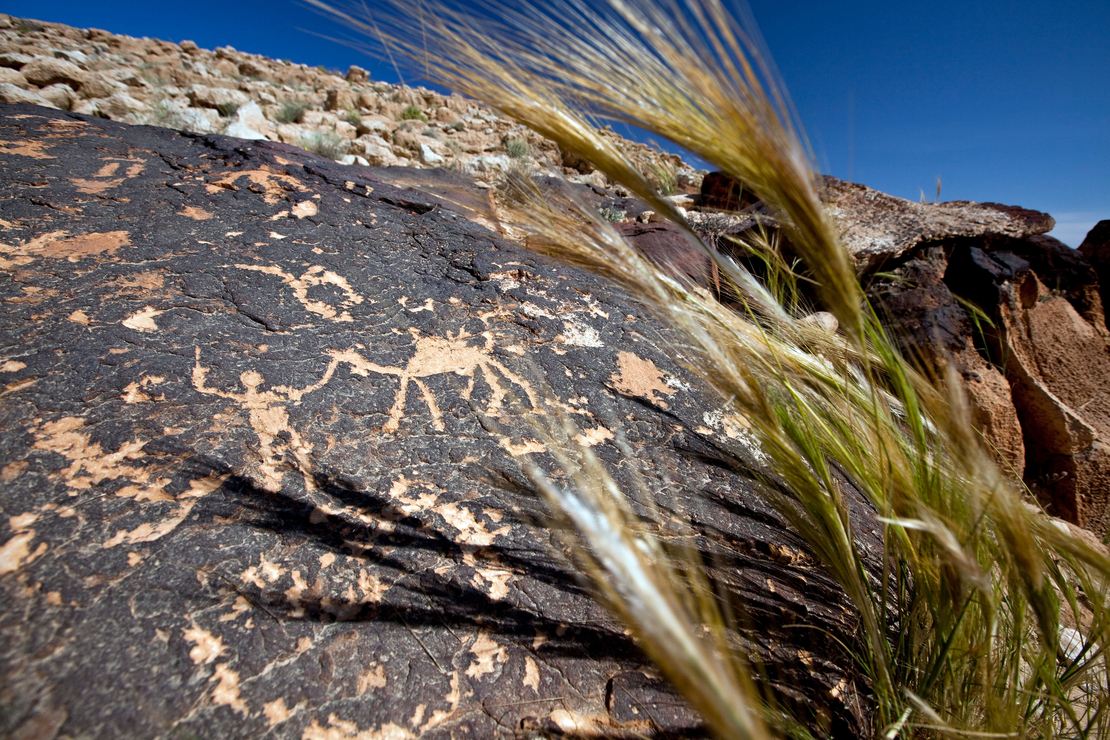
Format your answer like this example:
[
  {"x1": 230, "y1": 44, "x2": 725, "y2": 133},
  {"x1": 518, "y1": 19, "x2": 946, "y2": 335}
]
[
  {"x1": 235, "y1": 263, "x2": 364, "y2": 322},
  {"x1": 329, "y1": 326, "x2": 543, "y2": 433},
  {"x1": 192, "y1": 347, "x2": 340, "y2": 491}
]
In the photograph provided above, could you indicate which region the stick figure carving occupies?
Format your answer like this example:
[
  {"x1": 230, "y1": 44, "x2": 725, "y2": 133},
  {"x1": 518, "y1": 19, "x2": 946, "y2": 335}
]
[
  {"x1": 329, "y1": 327, "x2": 542, "y2": 433},
  {"x1": 192, "y1": 347, "x2": 339, "y2": 491}
]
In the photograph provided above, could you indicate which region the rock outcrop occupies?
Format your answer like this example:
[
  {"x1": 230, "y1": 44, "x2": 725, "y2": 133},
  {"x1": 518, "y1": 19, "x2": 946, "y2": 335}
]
[
  {"x1": 0, "y1": 105, "x2": 883, "y2": 739},
  {"x1": 0, "y1": 14, "x2": 702, "y2": 194}
]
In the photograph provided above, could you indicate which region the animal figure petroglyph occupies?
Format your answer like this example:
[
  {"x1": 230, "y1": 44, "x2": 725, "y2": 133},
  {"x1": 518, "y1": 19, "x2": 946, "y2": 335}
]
[
  {"x1": 235, "y1": 263, "x2": 363, "y2": 322},
  {"x1": 329, "y1": 327, "x2": 542, "y2": 433}
]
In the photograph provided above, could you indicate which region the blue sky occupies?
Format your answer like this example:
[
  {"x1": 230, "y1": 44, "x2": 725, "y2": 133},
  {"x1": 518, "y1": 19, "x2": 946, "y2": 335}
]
[{"x1": 7, "y1": 1, "x2": 1108, "y2": 245}]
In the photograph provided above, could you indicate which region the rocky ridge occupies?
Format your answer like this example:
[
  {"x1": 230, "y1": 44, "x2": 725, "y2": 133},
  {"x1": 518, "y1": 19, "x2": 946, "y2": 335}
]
[{"x1": 0, "y1": 13, "x2": 698, "y2": 194}]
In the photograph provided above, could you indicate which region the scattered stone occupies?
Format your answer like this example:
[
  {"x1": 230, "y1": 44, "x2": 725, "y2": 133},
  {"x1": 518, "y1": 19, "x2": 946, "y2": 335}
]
[
  {"x1": 187, "y1": 83, "x2": 249, "y2": 110},
  {"x1": 93, "y1": 91, "x2": 147, "y2": 120},
  {"x1": 37, "y1": 82, "x2": 75, "y2": 110}
]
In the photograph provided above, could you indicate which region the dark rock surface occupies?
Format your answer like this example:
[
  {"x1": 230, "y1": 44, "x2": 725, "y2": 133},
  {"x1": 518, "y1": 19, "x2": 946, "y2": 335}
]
[
  {"x1": 0, "y1": 104, "x2": 883, "y2": 739},
  {"x1": 1080, "y1": 220, "x2": 1110, "y2": 331}
]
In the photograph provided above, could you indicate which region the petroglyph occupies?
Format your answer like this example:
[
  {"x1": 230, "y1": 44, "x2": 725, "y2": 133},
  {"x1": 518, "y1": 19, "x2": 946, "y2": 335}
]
[
  {"x1": 205, "y1": 165, "x2": 308, "y2": 204},
  {"x1": 235, "y1": 263, "x2": 363, "y2": 322},
  {"x1": 122, "y1": 306, "x2": 164, "y2": 332},
  {"x1": 193, "y1": 347, "x2": 339, "y2": 491},
  {"x1": 330, "y1": 327, "x2": 541, "y2": 433},
  {"x1": 0, "y1": 138, "x2": 55, "y2": 159},
  {"x1": 609, "y1": 351, "x2": 676, "y2": 409}
]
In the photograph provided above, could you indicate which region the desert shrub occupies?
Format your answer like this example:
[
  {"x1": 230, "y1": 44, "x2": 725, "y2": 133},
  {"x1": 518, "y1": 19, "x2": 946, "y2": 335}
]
[
  {"x1": 400, "y1": 105, "x2": 427, "y2": 122},
  {"x1": 276, "y1": 100, "x2": 309, "y2": 124},
  {"x1": 215, "y1": 102, "x2": 240, "y2": 118},
  {"x1": 506, "y1": 138, "x2": 530, "y2": 158},
  {"x1": 597, "y1": 205, "x2": 625, "y2": 222},
  {"x1": 301, "y1": 130, "x2": 349, "y2": 160},
  {"x1": 344, "y1": 108, "x2": 362, "y2": 127},
  {"x1": 449, "y1": 119, "x2": 465, "y2": 131}
]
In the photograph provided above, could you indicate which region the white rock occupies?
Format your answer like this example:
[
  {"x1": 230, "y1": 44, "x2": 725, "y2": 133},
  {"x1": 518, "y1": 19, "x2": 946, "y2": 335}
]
[
  {"x1": 230, "y1": 99, "x2": 269, "y2": 131},
  {"x1": 420, "y1": 143, "x2": 444, "y2": 165},
  {"x1": 338, "y1": 154, "x2": 371, "y2": 166},
  {"x1": 0, "y1": 83, "x2": 57, "y2": 108},
  {"x1": 223, "y1": 121, "x2": 267, "y2": 140},
  {"x1": 465, "y1": 154, "x2": 511, "y2": 175},
  {"x1": 177, "y1": 108, "x2": 219, "y2": 133}
]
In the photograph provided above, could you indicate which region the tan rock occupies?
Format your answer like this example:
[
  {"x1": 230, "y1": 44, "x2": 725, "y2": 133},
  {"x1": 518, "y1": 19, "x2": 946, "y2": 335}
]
[
  {"x1": 0, "y1": 82, "x2": 57, "y2": 108},
  {"x1": 334, "y1": 120, "x2": 356, "y2": 140},
  {"x1": 94, "y1": 91, "x2": 147, "y2": 120},
  {"x1": 0, "y1": 67, "x2": 27, "y2": 88},
  {"x1": 346, "y1": 65, "x2": 368, "y2": 84},
  {"x1": 79, "y1": 70, "x2": 126, "y2": 99},
  {"x1": 20, "y1": 57, "x2": 84, "y2": 87},
  {"x1": 325, "y1": 88, "x2": 357, "y2": 111},
  {"x1": 188, "y1": 84, "x2": 249, "y2": 110},
  {"x1": 38, "y1": 83, "x2": 75, "y2": 110}
]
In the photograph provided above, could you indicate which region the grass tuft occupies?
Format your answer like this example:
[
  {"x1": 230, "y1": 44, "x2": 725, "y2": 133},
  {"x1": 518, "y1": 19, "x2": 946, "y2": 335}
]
[
  {"x1": 401, "y1": 104, "x2": 427, "y2": 122},
  {"x1": 301, "y1": 129, "x2": 349, "y2": 160},
  {"x1": 276, "y1": 100, "x2": 309, "y2": 124}
]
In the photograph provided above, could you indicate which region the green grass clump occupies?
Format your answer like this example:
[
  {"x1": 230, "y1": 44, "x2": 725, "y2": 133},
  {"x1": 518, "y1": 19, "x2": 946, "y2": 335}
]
[
  {"x1": 276, "y1": 100, "x2": 309, "y2": 124},
  {"x1": 215, "y1": 102, "x2": 240, "y2": 118},
  {"x1": 400, "y1": 104, "x2": 427, "y2": 122},
  {"x1": 344, "y1": 108, "x2": 362, "y2": 127},
  {"x1": 301, "y1": 130, "x2": 349, "y2": 160},
  {"x1": 309, "y1": 1, "x2": 1110, "y2": 737},
  {"x1": 506, "y1": 138, "x2": 530, "y2": 158}
]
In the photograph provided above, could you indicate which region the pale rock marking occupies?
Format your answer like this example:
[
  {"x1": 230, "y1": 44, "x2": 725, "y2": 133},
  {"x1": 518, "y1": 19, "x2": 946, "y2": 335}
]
[
  {"x1": 183, "y1": 623, "x2": 225, "y2": 665},
  {"x1": 68, "y1": 310, "x2": 90, "y2": 325},
  {"x1": 209, "y1": 663, "x2": 249, "y2": 715},
  {"x1": 465, "y1": 631, "x2": 508, "y2": 680},
  {"x1": 235, "y1": 263, "x2": 363, "y2": 322},
  {"x1": 205, "y1": 165, "x2": 308, "y2": 204},
  {"x1": 329, "y1": 326, "x2": 541, "y2": 433},
  {"x1": 291, "y1": 200, "x2": 318, "y2": 219},
  {"x1": 1, "y1": 361, "x2": 26, "y2": 372},
  {"x1": 523, "y1": 656, "x2": 540, "y2": 693},
  {"x1": 302, "y1": 717, "x2": 415, "y2": 740},
  {"x1": 609, "y1": 351, "x2": 676, "y2": 408},
  {"x1": 357, "y1": 663, "x2": 387, "y2": 693},
  {"x1": 193, "y1": 347, "x2": 340, "y2": 491},
  {"x1": 264, "y1": 698, "x2": 292, "y2": 727},
  {"x1": 122, "y1": 306, "x2": 164, "y2": 332}
]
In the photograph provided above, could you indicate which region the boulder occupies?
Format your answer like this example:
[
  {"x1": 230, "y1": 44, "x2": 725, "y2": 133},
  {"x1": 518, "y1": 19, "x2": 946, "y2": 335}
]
[
  {"x1": 93, "y1": 91, "x2": 146, "y2": 120},
  {"x1": 0, "y1": 82, "x2": 56, "y2": 108},
  {"x1": 325, "y1": 87, "x2": 358, "y2": 111},
  {"x1": 346, "y1": 64, "x2": 369, "y2": 84},
  {"x1": 820, "y1": 176, "x2": 1056, "y2": 271},
  {"x1": 37, "y1": 82, "x2": 75, "y2": 110},
  {"x1": 0, "y1": 66, "x2": 28, "y2": 88},
  {"x1": 77, "y1": 70, "x2": 127, "y2": 99},
  {"x1": 0, "y1": 103, "x2": 882, "y2": 740},
  {"x1": 19, "y1": 56, "x2": 85, "y2": 87},
  {"x1": 187, "y1": 83, "x2": 250, "y2": 111}
]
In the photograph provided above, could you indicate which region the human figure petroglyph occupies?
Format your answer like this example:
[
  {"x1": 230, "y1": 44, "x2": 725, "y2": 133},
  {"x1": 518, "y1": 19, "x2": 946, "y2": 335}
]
[
  {"x1": 329, "y1": 327, "x2": 542, "y2": 433},
  {"x1": 192, "y1": 347, "x2": 339, "y2": 491}
]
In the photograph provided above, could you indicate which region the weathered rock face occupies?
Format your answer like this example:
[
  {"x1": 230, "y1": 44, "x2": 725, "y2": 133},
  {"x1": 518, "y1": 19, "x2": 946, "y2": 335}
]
[
  {"x1": 0, "y1": 105, "x2": 883, "y2": 739},
  {"x1": 820, "y1": 176, "x2": 1056, "y2": 272},
  {"x1": 870, "y1": 233, "x2": 1110, "y2": 534},
  {"x1": 1079, "y1": 220, "x2": 1110, "y2": 331}
]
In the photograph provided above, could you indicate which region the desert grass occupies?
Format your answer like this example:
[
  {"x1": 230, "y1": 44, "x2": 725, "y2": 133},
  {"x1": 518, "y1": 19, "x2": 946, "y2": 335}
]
[{"x1": 310, "y1": 1, "x2": 1110, "y2": 737}]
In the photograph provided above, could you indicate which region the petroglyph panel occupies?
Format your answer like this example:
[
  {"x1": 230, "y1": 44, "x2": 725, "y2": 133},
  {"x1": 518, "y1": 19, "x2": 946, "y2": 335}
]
[{"x1": 0, "y1": 106, "x2": 881, "y2": 740}]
